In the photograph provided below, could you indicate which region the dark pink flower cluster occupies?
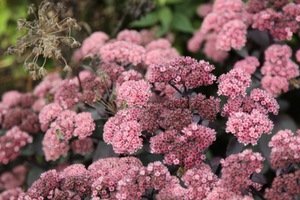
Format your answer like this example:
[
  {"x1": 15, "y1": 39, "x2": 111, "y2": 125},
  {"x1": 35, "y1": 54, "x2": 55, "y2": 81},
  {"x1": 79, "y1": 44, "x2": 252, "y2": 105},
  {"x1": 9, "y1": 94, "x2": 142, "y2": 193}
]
[
  {"x1": 158, "y1": 108, "x2": 193, "y2": 131},
  {"x1": 264, "y1": 170, "x2": 300, "y2": 200},
  {"x1": 116, "y1": 80, "x2": 152, "y2": 108},
  {"x1": 0, "y1": 126, "x2": 32, "y2": 164},
  {"x1": 190, "y1": 93, "x2": 221, "y2": 121},
  {"x1": 269, "y1": 129, "x2": 300, "y2": 169},
  {"x1": 150, "y1": 123, "x2": 216, "y2": 169},
  {"x1": 219, "y1": 149, "x2": 264, "y2": 195},
  {"x1": 205, "y1": 186, "x2": 254, "y2": 200},
  {"x1": 226, "y1": 109, "x2": 274, "y2": 145},
  {"x1": 261, "y1": 44, "x2": 299, "y2": 96},
  {"x1": 81, "y1": 73, "x2": 107, "y2": 103},
  {"x1": 0, "y1": 91, "x2": 40, "y2": 134},
  {"x1": 217, "y1": 68, "x2": 251, "y2": 99},
  {"x1": 233, "y1": 56, "x2": 260, "y2": 75},
  {"x1": 71, "y1": 138, "x2": 94, "y2": 155},
  {"x1": 54, "y1": 80, "x2": 81, "y2": 109},
  {"x1": 148, "y1": 56, "x2": 216, "y2": 88},
  {"x1": 252, "y1": 3, "x2": 300, "y2": 41}
]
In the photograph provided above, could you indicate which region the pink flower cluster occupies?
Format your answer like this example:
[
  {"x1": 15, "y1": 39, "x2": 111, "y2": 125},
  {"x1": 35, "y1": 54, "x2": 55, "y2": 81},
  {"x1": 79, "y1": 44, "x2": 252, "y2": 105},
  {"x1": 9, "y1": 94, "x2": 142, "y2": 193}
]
[
  {"x1": 115, "y1": 70, "x2": 142, "y2": 88},
  {"x1": 71, "y1": 138, "x2": 94, "y2": 155},
  {"x1": 261, "y1": 44, "x2": 299, "y2": 96},
  {"x1": 39, "y1": 102, "x2": 95, "y2": 160},
  {"x1": 226, "y1": 109, "x2": 274, "y2": 145},
  {"x1": 0, "y1": 165, "x2": 27, "y2": 190},
  {"x1": 150, "y1": 123, "x2": 216, "y2": 169},
  {"x1": 148, "y1": 56, "x2": 216, "y2": 88},
  {"x1": 252, "y1": 3, "x2": 300, "y2": 41},
  {"x1": 264, "y1": 170, "x2": 300, "y2": 200},
  {"x1": 0, "y1": 126, "x2": 32, "y2": 164},
  {"x1": 217, "y1": 68, "x2": 251, "y2": 99},
  {"x1": 0, "y1": 91, "x2": 40, "y2": 134},
  {"x1": 80, "y1": 31, "x2": 109, "y2": 57},
  {"x1": 218, "y1": 149, "x2": 264, "y2": 195},
  {"x1": 100, "y1": 41, "x2": 146, "y2": 66},
  {"x1": 144, "y1": 39, "x2": 179, "y2": 66},
  {"x1": 103, "y1": 109, "x2": 143, "y2": 154},
  {"x1": 116, "y1": 80, "x2": 152, "y2": 108},
  {"x1": 182, "y1": 163, "x2": 218, "y2": 199},
  {"x1": 54, "y1": 80, "x2": 80, "y2": 109},
  {"x1": 233, "y1": 56, "x2": 260, "y2": 75},
  {"x1": 117, "y1": 29, "x2": 141, "y2": 44},
  {"x1": 269, "y1": 129, "x2": 300, "y2": 169},
  {"x1": 188, "y1": 0, "x2": 250, "y2": 56}
]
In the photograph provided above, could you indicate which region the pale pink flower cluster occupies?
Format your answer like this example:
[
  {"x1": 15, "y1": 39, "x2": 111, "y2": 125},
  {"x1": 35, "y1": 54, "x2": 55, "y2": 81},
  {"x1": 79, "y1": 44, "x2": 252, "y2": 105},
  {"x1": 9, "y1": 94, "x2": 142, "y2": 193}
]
[
  {"x1": 103, "y1": 109, "x2": 143, "y2": 154},
  {"x1": 252, "y1": 3, "x2": 300, "y2": 41},
  {"x1": 99, "y1": 41, "x2": 146, "y2": 66},
  {"x1": 205, "y1": 187, "x2": 254, "y2": 200},
  {"x1": 39, "y1": 103, "x2": 63, "y2": 131},
  {"x1": 150, "y1": 123, "x2": 216, "y2": 169},
  {"x1": 148, "y1": 56, "x2": 216, "y2": 88},
  {"x1": 115, "y1": 70, "x2": 142, "y2": 88},
  {"x1": 74, "y1": 112, "x2": 96, "y2": 140},
  {"x1": 190, "y1": 93, "x2": 221, "y2": 121},
  {"x1": 217, "y1": 68, "x2": 251, "y2": 99},
  {"x1": 0, "y1": 165, "x2": 27, "y2": 190},
  {"x1": 233, "y1": 56, "x2": 260, "y2": 75},
  {"x1": 1, "y1": 90, "x2": 22, "y2": 108},
  {"x1": 269, "y1": 129, "x2": 300, "y2": 169},
  {"x1": 80, "y1": 31, "x2": 109, "y2": 57},
  {"x1": 0, "y1": 126, "x2": 32, "y2": 164},
  {"x1": 216, "y1": 20, "x2": 247, "y2": 51},
  {"x1": 296, "y1": 49, "x2": 300, "y2": 62},
  {"x1": 226, "y1": 109, "x2": 274, "y2": 145},
  {"x1": 0, "y1": 187, "x2": 23, "y2": 200},
  {"x1": 117, "y1": 29, "x2": 141, "y2": 44},
  {"x1": 33, "y1": 72, "x2": 62, "y2": 98},
  {"x1": 40, "y1": 103, "x2": 95, "y2": 160},
  {"x1": 261, "y1": 44, "x2": 299, "y2": 96},
  {"x1": 189, "y1": 0, "x2": 250, "y2": 55},
  {"x1": 144, "y1": 39, "x2": 179, "y2": 66},
  {"x1": 156, "y1": 183, "x2": 186, "y2": 200},
  {"x1": 219, "y1": 149, "x2": 264, "y2": 195},
  {"x1": 197, "y1": 3, "x2": 213, "y2": 17},
  {"x1": 116, "y1": 80, "x2": 152, "y2": 108},
  {"x1": 42, "y1": 126, "x2": 70, "y2": 161},
  {"x1": 71, "y1": 138, "x2": 94, "y2": 155},
  {"x1": 264, "y1": 170, "x2": 300, "y2": 200}
]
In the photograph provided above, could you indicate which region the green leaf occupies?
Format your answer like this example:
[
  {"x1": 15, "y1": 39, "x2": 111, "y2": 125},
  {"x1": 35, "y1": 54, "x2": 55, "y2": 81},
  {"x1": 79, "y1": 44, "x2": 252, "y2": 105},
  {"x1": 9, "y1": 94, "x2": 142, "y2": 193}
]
[
  {"x1": 27, "y1": 166, "x2": 44, "y2": 187},
  {"x1": 157, "y1": 7, "x2": 172, "y2": 37},
  {"x1": 166, "y1": 0, "x2": 184, "y2": 3},
  {"x1": 130, "y1": 12, "x2": 159, "y2": 27},
  {"x1": 171, "y1": 12, "x2": 194, "y2": 33}
]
